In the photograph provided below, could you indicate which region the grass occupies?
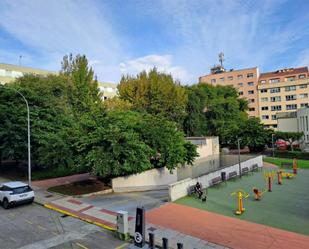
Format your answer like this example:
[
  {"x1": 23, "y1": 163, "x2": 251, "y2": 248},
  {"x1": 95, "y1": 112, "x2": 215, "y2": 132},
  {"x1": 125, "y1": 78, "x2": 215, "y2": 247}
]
[
  {"x1": 263, "y1": 157, "x2": 309, "y2": 169},
  {"x1": 48, "y1": 179, "x2": 110, "y2": 196},
  {"x1": 175, "y1": 169, "x2": 309, "y2": 235}
]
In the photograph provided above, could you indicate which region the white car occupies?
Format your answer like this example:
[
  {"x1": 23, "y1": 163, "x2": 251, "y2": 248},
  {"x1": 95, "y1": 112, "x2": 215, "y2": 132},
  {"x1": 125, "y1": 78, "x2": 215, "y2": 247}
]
[{"x1": 0, "y1": 181, "x2": 35, "y2": 209}]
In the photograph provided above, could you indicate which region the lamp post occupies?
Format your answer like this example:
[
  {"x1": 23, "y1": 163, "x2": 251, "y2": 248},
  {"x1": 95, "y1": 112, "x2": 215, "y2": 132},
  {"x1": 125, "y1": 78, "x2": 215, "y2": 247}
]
[
  {"x1": 0, "y1": 86, "x2": 31, "y2": 186},
  {"x1": 271, "y1": 134, "x2": 275, "y2": 158},
  {"x1": 237, "y1": 138, "x2": 241, "y2": 178}
]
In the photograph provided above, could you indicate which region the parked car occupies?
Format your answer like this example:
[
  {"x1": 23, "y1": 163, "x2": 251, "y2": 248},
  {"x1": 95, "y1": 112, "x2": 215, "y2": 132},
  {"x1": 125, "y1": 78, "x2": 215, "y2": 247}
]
[{"x1": 0, "y1": 181, "x2": 34, "y2": 209}]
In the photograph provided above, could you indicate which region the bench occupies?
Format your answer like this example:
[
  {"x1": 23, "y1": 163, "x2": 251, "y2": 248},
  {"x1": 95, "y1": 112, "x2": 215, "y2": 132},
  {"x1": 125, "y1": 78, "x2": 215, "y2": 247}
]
[
  {"x1": 228, "y1": 171, "x2": 238, "y2": 179},
  {"x1": 281, "y1": 162, "x2": 293, "y2": 169},
  {"x1": 241, "y1": 167, "x2": 249, "y2": 175},
  {"x1": 211, "y1": 176, "x2": 222, "y2": 186},
  {"x1": 252, "y1": 164, "x2": 259, "y2": 172}
]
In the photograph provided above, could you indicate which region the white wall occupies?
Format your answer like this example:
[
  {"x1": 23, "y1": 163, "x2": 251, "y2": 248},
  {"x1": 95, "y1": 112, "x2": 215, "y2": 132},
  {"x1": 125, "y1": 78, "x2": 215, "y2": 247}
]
[
  {"x1": 169, "y1": 156, "x2": 263, "y2": 202},
  {"x1": 112, "y1": 167, "x2": 177, "y2": 192}
]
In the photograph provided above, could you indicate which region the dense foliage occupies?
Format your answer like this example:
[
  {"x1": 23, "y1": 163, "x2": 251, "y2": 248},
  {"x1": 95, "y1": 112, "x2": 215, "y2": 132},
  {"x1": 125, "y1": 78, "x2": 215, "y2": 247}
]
[
  {"x1": 0, "y1": 55, "x2": 197, "y2": 179},
  {"x1": 275, "y1": 131, "x2": 304, "y2": 151}
]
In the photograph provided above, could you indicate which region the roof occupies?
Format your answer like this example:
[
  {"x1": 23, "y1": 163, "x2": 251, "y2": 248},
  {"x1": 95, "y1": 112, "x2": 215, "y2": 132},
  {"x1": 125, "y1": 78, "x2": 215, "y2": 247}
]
[
  {"x1": 199, "y1": 67, "x2": 258, "y2": 79},
  {"x1": 0, "y1": 63, "x2": 57, "y2": 75},
  {"x1": 2, "y1": 181, "x2": 28, "y2": 188},
  {"x1": 98, "y1": 82, "x2": 117, "y2": 88},
  {"x1": 260, "y1": 67, "x2": 308, "y2": 79}
]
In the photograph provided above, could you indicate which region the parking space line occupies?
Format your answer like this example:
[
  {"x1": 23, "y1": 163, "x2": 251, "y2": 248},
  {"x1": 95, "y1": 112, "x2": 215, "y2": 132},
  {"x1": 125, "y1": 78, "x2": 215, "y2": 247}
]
[
  {"x1": 37, "y1": 225, "x2": 47, "y2": 231},
  {"x1": 24, "y1": 219, "x2": 33, "y2": 225},
  {"x1": 115, "y1": 243, "x2": 129, "y2": 249},
  {"x1": 75, "y1": 242, "x2": 89, "y2": 249}
]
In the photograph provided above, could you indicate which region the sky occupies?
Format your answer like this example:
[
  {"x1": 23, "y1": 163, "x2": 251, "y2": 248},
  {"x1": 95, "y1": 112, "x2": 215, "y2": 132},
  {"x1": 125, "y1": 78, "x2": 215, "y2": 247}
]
[{"x1": 0, "y1": 0, "x2": 308, "y2": 84}]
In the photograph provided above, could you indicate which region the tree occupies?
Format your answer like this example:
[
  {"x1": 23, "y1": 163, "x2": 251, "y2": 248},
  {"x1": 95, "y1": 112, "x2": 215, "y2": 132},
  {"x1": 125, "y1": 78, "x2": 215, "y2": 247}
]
[
  {"x1": 275, "y1": 131, "x2": 304, "y2": 151},
  {"x1": 118, "y1": 68, "x2": 188, "y2": 125}
]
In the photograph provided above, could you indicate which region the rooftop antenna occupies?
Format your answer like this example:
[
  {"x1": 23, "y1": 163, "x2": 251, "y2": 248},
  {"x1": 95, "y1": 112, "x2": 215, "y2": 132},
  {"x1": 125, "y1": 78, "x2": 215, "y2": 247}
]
[
  {"x1": 219, "y1": 52, "x2": 224, "y2": 67},
  {"x1": 19, "y1": 55, "x2": 23, "y2": 66}
]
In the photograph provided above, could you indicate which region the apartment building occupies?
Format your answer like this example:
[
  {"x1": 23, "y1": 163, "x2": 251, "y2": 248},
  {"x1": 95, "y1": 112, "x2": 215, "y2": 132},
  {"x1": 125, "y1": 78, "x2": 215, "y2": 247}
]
[
  {"x1": 258, "y1": 67, "x2": 309, "y2": 128},
  {"x1": 0, "y1": 62, "x2": 117, "y2": 101},
  {"x1": 0, "y1": 63, "x2": 57, "y2": 84},
  {"x1": 98, "y1": 82, "x2": 117, "y2": 100},
  {"x1": 199, "y1": 66, "x2": 260, "y2": 117}
]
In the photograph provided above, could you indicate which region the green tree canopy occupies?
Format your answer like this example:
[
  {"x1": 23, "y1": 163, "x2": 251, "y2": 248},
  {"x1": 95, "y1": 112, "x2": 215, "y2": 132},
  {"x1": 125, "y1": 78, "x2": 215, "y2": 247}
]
[{"x1": 118, "y1": 68, "x2": 188, "y2": 125}]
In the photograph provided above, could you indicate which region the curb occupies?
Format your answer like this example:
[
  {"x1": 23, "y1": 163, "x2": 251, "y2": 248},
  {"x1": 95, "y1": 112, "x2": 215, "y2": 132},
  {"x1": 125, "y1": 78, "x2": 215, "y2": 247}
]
[{"x1": 44, "y1": 203, "x2": 116, "y2": 232}]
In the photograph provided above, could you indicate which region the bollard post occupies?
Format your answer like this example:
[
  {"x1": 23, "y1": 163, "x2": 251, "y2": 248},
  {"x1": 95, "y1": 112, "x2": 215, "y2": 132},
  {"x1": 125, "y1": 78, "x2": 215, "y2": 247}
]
[
  {"x1": 149, "y1": 233, "x2": 155, "y2": 249},
  {"x1": 177, "y1": 242, "x2": 184, "y2": 249},
  {"x1": 162, "y1": 237, "x2": 168, "y2": 249}
]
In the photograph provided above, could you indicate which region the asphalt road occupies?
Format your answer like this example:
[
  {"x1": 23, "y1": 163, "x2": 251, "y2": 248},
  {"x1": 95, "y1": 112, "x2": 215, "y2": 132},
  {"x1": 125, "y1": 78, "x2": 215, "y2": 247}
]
[{"x1": 0, "y1": 202, "x2": 128, "y2": 249}]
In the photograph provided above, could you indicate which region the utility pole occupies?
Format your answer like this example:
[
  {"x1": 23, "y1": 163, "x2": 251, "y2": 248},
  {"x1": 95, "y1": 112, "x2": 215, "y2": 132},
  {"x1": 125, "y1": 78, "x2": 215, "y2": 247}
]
[
  {"x1": 237, "y1": 138, "x2": 241, "y2": 178},
  {"x1": 272, "y1": 134, "x2": 275, "y2": 158}
]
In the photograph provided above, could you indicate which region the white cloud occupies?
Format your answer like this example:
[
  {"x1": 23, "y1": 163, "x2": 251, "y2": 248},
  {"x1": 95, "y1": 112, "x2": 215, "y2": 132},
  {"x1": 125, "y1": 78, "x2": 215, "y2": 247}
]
[
  {"x1": 120, "y1": 54, "x2": 189, "y2": 82},
  {"x1": 295, "y1": 49, "x2": 309, "y2": 67}
]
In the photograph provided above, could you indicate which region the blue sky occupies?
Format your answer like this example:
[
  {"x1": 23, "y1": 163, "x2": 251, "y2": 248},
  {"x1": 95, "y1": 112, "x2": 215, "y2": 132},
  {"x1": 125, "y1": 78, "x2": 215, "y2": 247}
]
[{"x1": 0, "y1": 0, "x2": 308, "y2": 84}]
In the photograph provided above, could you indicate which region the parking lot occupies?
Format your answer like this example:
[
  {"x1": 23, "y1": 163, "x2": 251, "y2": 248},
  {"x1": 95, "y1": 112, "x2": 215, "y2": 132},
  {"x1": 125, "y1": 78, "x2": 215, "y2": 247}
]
[{"x1": 0, "y1": 202, "x2": 127, "y2": 249}]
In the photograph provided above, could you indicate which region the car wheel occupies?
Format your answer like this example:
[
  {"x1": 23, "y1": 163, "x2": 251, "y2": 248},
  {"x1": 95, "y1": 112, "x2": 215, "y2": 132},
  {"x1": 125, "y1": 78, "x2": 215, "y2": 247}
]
[{"x1": 2, "y1": 198, "x2": 10, "y2": 209}]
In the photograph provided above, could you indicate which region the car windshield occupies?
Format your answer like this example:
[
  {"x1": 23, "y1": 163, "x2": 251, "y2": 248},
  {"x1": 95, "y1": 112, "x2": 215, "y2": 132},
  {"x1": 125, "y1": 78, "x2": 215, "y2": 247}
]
[{"x1": 12, "y1": 186, "x2": 32, "y2": 194}]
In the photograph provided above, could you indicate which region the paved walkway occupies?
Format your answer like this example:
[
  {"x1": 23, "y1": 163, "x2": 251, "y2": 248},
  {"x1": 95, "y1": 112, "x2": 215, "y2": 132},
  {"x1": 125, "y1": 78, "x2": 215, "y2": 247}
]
[
  {"x1": 32, "y1": 173, "x2": 91, "y2": 189},
  {"x1": 146, "y1": 203, "x2": 309, "y2": 249}
]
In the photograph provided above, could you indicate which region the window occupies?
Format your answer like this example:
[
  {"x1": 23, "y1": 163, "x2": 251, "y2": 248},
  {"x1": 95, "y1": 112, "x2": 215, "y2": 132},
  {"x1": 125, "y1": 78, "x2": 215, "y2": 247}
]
[
  {"x1": 249, "y1": 99, "x2": 255, "y2": 103},
  {"x1": 285, "y1": 85, "x2": 296, "y2": 91},
  {"x1": 261, "y1": 106, "x2": 269, "y2": 111},
  {"x1": 286, "y1": 104, "x2": 297, "y2": 110},
  {"x1": 247, "y1": 82, "x2": 254, "y2": 86},
  {"x1": 286, "y1": 95, "x2": 297, "y2": 101},
  {"x1": 238, "y1": 82, "x2": 243, "y2": 87},
  {"x1": 270, "y1": 96, "x2": 281, "y2": 102},
  {"x1": 220, "y1": 77, "x2": 225, "y2": 82},
  {"x1": 286, "y1": 76, "x2": 296, "y2": 82},
  {"x1": 262, "y1": 115, "x2": 269, "y2": 120},
  {"x1": 301, "y1": 103, "x2": 309, "y2": 108},
  {"x1": 260, "y1": 80, "x2": 266, "y2": 84},
  {"x1": 248, "y1": 90, "x2": 254, "y2": 94},
  {"x1": 272, "y1": 124, "x2": 278, "y2": 128},
  {"x1": 299, "y1": 93, "x2": 308, "y2": 99},
  {"x1": 260, "y1": 89, "x2": 267, "y2": 93},
  {"x1": 237, "y1": 75, "x2": 243, "y2": 79},
  {"x1": 261, "y1": 97, "x2": 268, "y2": 102},
  {"x1": 271, "y1": 115, "x2": 277, "y2": 120},
  {"x1": 239, "y1": 91, "x2": 243, "y2": 95},
  {"x1": 299, "y1": 74, "x2": 306, "y2": 79},
  {"x1": 299, "y1": 84, "x2": 307, "y2": 89},
  {"x1": 211, "y1": 79, "x2": 216, "y2": 83},
  {"x1": 249, "y1": 108, "x2": 255, "y2": 111},
  {"x1": 247, "y1": 73, "x2": 254, "y2": 78},
  {"x1": 270, "y1": 87, "x2": 280, "y2": 93},
  {"x1": 271, "y1": 105, "x2": 282, "y2": 111},
  {"x1": 270, "y1": 78, "x2": 280, "y2": 83},
  {"x1": 227, "y1": 76, "x2": 233, "y2": 81}
]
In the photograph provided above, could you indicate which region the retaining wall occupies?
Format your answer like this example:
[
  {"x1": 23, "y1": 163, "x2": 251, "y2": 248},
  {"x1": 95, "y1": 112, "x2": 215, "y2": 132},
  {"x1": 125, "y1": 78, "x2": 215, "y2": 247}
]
[{"x1": 168, "y1": 155, "x2": 263, "y2": 201}]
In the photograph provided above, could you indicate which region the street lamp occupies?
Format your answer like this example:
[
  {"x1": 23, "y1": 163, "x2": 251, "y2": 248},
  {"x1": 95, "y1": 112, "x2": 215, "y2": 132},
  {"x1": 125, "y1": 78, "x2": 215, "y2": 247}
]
[
  {"x1": 237, "y1": 138, "x2": 242, "y2": 178},
  {"x1": 0, "y1": 86, "x2": 31, "y2": 186},
  {"x1": 271, "y1": 134, "x2": 275, "y2": 158}
]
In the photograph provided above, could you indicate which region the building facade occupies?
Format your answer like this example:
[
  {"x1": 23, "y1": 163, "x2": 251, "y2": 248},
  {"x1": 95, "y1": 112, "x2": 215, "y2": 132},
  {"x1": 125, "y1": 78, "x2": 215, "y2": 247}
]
[
  {"x1": 298, "y1": 107, "x2": 309, "y2": 151},
  {"x1": 0, "y1": 63, "x2": 57, "y2": 84},
  {"x1": 258, "y1": 67, "x2": 309, "y2": 128},
  {"x1": 98, "y1": 82, "x2": 117, "y2": 101},
  {"x1": 199, "y1": 67, "x2": 260, "y2": 117}
]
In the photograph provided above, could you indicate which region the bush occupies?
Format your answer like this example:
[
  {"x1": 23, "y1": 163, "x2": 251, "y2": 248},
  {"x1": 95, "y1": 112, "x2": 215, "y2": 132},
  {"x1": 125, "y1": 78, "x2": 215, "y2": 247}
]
[
  {"x1": 274, "y1": 150, "x2": 309, "y2": 160},
  {"x1": 32, "y1": 166, "x2": 85, "y2": 180}
]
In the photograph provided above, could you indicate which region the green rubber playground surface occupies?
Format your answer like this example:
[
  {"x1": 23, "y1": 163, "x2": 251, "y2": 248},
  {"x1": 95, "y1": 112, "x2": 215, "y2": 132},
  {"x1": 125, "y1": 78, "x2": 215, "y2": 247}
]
[{"x1": 175, "y1": 169, "x2": 309, "y2": 235}]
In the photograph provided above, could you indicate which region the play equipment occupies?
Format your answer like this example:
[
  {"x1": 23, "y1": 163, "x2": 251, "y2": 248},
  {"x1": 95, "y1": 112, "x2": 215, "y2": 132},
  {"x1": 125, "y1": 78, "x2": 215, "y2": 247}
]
[
  {"x1": 231, "y1": 189, "x2": 249, "y2": 215},
  {"x1": 281, "y1": 171, "x2": 295, "y2": 179},
  {"x1": 264, "y1": 171, "x2": 275, "y2": 192},
  {"x1": 293, "y1": 158, "x2": 298, "y2": 174},
  {"x1": 252, "y1": 187, "x2": 266, "y2": 201},
  {"x1": 277, "y1": 170, "x2": 283, "y2": 185}
]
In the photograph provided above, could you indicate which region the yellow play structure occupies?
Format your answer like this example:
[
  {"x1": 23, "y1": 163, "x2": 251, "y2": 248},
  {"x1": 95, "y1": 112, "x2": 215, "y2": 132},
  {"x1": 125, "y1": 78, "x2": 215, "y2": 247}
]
[{"x1": 231, "y1": 189, "x2": 249, "y2": 215}]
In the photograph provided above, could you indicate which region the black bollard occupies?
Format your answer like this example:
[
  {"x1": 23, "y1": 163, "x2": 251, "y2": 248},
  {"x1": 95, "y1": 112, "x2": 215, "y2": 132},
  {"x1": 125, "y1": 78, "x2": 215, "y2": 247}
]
[
  {"x1": 177, "y1": 242, "x2": 184, "y2": 249},
  {"x1": 149, "y1": 233, "x2": 155, "y2": 249},
  {"x1": 162, "y1": 237, "x2": 168, "y2": 249}
]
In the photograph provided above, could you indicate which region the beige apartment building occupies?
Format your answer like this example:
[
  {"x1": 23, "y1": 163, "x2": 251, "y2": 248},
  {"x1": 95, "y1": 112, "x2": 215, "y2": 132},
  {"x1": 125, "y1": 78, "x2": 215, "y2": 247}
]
[
  {"x1": 98, "y1": 82, "x2": 117, "y2": 100},
  {"x1": 0, "y1": 63, "x2": 57, "y2": 84},
  {"x1": 199, "y1": 66, "x2": 260, "y2": 117},
  {"x1": 257, "y1": 67, "x2": 309, "y2": 128}
]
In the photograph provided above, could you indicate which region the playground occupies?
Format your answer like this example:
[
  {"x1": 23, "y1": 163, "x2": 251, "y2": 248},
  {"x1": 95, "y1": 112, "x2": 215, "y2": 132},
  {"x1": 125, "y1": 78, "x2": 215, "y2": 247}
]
[{"x1": 175, "y1": 168, "x2": 309, "y2": 235}]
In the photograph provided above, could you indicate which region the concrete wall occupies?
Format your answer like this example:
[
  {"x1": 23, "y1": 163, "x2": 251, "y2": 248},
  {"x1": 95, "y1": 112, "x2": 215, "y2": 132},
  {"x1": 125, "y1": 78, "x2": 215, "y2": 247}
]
[
  {"x1": 168, "y1": 155, "x2": 263, "y2": 202},
  {"x1": 112, "y1": 167, "x2": 177, "y2": 192},
  {"x1": 277, "y1": 118, "x2": 298, "y2": 132},
  {"x1": 112, "y1": 137, "x2": 220, "y2": 192}
]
